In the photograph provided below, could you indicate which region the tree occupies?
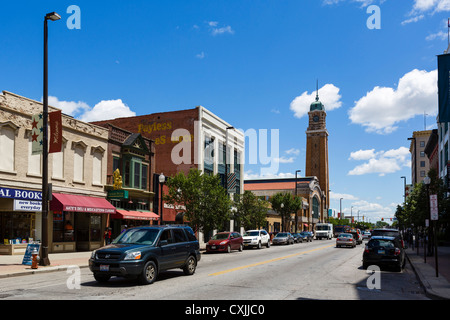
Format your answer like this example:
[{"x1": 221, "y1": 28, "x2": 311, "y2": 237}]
[
  {"x1": 233, "y1": 191, "x2": 269, "y2": 230},
  {"x1": 269, "y1": 192, "x2": 302, "y2": 232},
  {"x1": 164, "y1": 169, "x2": 232, "y2": 236}
]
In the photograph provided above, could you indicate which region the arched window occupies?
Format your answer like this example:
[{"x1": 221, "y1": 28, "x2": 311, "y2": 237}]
[{"x1": 312, "y1": 196, "x2": 320, "y2": 219}]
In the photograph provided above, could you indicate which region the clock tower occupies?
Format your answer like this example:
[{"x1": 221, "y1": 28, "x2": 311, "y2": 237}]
[{"x1": 305, "y1": 89, "x2": 329, "y2": 212}]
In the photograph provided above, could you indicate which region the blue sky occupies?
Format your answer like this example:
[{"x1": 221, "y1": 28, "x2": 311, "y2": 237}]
[{"x1": 0, "y1": 0, "x2": 448, "y2": 224}]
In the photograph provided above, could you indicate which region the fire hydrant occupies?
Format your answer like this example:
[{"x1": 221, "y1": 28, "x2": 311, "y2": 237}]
[{"x1": 31, "y1": 248, "x2": 39, "y2": 269}]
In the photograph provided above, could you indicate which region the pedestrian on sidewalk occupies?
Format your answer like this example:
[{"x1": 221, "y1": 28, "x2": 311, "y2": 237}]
[{"x1": 104, "y1": 227, "x2": 112, "y2": 245}]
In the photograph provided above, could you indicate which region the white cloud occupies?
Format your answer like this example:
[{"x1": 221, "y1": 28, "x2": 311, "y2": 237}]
[
  {"x1": 196, "y1": 52, "x2": 205, "y2": 59},
  {"x1": 401, "y1": 14, "x2": 425, "y2": 25},
  {"x1": 290, "y1": 84, "x2": 342, "y2": 119},
  {"x1": 48, "y1": 96, "x2": 136, "y2": 123},
  {"x1": 79, "y1": 99, "x2": 136, "y2": 122},
  {"x1": 207, "y1": 21, "x2": 234, "y2": 36},
  {"x1": 413, "y1": 0, "x2": 450, "y2": 12},
  {"x1": 48, "y1": 96, "x2": 90, "y2": 117},
  {"x1": 285, "y1": 148, "x2": 300, "y2": 156},
  {"x1": 330, "y1": 192, "x2": 359, "y2": 201},
  {"x1": 348, "y1": 149, "x2": 376, "y2": 161},
  {"x1": 349, "y1": 69, "x2": 438, "y2": 134},
  {"x1": 426, "y1": 30, "x2": 447, "y2": 41},
  {"x1": 348, "y1": 147, "x2": 410, "y2": 176}
]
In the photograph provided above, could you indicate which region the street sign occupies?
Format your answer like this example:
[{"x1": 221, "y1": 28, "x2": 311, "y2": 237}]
[{"x1": 430, "y1": 194, "x2": 439, "y2": 221}]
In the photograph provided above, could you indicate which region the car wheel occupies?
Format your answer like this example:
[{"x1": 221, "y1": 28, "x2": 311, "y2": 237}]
[
  {"x1": 239, "y1": 244, "x2": 243, "y2": 252},
  {"x1": 257, "y1": 241, "x2": 262, "y2": 249},
  {"x1": 266, "y1": 240, "x2": 270, "y2": 248},
  {"x1": 227, "y1": 245, "x2": 231, "y2": 253},
  {"x1": 94, "y1": 273, "x2": 111, "y2": 283},
  {"x1": 138, "y1": 260, "x2": 157, "y2": 285},
  {"x1": 183, "y1": 255, "x2": 197, "y2": 275}
]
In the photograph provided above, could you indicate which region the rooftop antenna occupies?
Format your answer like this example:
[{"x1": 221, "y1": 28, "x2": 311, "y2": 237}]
[{"x1": 316, "y1": 79, "x2": 319, "y2": 101}]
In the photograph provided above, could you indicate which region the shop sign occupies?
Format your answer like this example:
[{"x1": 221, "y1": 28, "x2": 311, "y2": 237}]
[
  {"x1": 22, "y1": 243, "x2": 41, "y2": 266},
  {"x1": 0, "y1": 187, "x2": 42, "y2": 201},
  {"x1": 13, "y1": 200, "x2": 42, "y2": 212},
  {"x1": 107, "y1": 190, "x2": 129, "y2": 199}
]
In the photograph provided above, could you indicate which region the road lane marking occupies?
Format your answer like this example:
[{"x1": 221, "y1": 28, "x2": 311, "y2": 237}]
[{"x1": 208, "y1": 244, "x2": 335, "y2": 276}]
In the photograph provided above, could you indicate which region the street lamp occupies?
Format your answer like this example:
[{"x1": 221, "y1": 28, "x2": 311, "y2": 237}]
[
  {"x1": 159, "y1": 173, "x2": 165, "y2": 225},
  {"x1": 40, "y1": 11, "x2": 61, "y2": 266},
  {"x1": 424, "y1": 176, "x2": 431, "y2": 264},
  {"x1": 294, "y1": 170, "x2": 301, "y2": 233},
  {"x1": 340, "y1": 198, "x2": 343, "y2": 221}
]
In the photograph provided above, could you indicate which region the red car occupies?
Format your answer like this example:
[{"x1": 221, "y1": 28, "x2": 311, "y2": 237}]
[{"x1": 206, "y1": 232, "x2": 243, "y2": 253}]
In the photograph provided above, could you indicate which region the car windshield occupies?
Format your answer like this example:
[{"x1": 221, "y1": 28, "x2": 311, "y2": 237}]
[
  {"x1": 300, "y1": 232, "x2": 308, "y2": 235},
  {"x1": 368, "y1": 239, "x2": 395, "y2": 248},
  {"x1": 112, "y1": 228, "x2": 159, "y2": 245},
  {"x1": 371, "y1": 230, "x2": 399, "y2": 237},
  {"x1": 244, "y1": 231, "x2": 260, "y2": 236},
  {"x1": 276, "y1": 233, "x2": 288, "y2": 237},
  {"x1": 339, "y1": 233, "x2": 352, "y2": 238},
  {"x1": 316, "y1": 225, "x2": 329, "y2": 231},
  {"x1": 211, "y1": 233, "x2": 229, "y2": 240}
]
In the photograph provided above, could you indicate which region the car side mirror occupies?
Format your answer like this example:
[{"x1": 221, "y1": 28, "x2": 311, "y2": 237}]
[{"x1": 159, "y1": 240, "x2": 168, "y2": 247}]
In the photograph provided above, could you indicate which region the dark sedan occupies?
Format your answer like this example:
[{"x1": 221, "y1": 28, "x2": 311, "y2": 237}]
[{"x1": 362, "y1": 236, "x2": 406, "y2": 272}]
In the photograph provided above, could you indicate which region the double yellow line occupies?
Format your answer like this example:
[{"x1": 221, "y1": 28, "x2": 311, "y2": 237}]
[{"x1": 209, "y1": 243, "x2": 335, "y2": 276}]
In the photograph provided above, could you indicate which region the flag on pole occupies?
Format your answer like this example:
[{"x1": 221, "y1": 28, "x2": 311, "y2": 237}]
[
  {"x1": 49, "y1": 110, "x2": 62, "y2": 154},
  {"x1": 31, "y1": 113, "x2": 44, "y2": 155}
]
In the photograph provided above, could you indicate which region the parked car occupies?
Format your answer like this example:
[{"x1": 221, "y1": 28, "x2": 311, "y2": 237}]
[
  {"x1": 336, "y1": 233, "x2": 356, "y2": 248},
  {"x1": 272, "y1": 232, "x2": 295, "y2": 245},
  {"x1": 371, "y1": 228, "x2": 404, "y2": 248},
  {"x1": 362, "y1": 236, "x2": 407, "y2": 271},
  {"x1": 299, "y1": 231, "x2": 313, "y2": 242},
  {"x1": 206, "y1": 231, "x2": 243, "y2": 253},
  {"x1": 243, "y1": 230, "x2": 270, "y2": 249},
  {"x1": 89, "y1": 225, "x2": 201, "y2": 285},
  {"x1": 291, "y1": 233, "x2": 303, "y2": 243}
]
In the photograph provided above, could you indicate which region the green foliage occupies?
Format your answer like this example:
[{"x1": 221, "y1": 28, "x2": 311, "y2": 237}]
[
  {"x1": 233, "y1": 191, "x2": 269, "y2": 230},
  {"x1": 269, "y1": 192, "x2": 302, "y2": 231},
  {"x1": 164, "y1": 169, "x2": 232, "y2": 234}
]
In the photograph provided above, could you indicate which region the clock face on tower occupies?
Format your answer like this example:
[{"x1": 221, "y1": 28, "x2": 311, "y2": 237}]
[{"x1": 313, "y1": 115, "x2": 320, "y2": 122}]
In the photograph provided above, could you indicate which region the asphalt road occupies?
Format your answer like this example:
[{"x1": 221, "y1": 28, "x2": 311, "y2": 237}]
[{"x1": 0, "y1": 239, "x2": 428, "y2": 301}]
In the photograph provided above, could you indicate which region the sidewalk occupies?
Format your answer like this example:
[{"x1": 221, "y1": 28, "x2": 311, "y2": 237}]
[
  {"x1": 0, "y1": 251, "x2": 92, "y2": 278},
  {"x1": 405, "y1": 245, "x2": 450, "y2": 300}
]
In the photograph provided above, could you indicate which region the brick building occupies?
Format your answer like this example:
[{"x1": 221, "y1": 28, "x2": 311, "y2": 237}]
[{"x1": 92, "y1": 106, "x2": 245, "y2": 232}]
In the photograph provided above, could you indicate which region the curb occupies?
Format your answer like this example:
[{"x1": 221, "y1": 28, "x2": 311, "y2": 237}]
[{"x1": 0, "y1": 265, "x2": 90, "y2": 280}]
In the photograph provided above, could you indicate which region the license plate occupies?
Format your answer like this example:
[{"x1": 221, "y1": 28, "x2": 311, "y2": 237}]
[
  {"x1": 211, "y1": 246, "x2": 216, "y2": 250},
  {"x1": 100, "y1": 265, "x2": 109, "y2": 272},
  {"x1": 378, "y1": 250, "x2": 385, "y2": 255}
]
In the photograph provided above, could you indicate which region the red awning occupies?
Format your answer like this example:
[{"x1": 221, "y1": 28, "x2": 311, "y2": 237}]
[
  {"x1": 51, "y1": 193, "x2": 116, "y2": 214},
  {"x1": 111, "y1": 209, "x2": 159, "y2": 221}
]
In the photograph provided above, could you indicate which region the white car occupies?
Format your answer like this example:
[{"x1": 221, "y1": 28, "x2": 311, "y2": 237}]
[{"x1": 243, "y1": 230, "x2": 271, "y2": 249}]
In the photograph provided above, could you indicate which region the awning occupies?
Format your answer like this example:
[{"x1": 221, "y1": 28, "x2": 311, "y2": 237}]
[
  {"x1": 111, "y1": 209, "x2": 159, "y2": 221},
  {"x1": 51, "y1": 193, "x2": 116, "y2": 214}
]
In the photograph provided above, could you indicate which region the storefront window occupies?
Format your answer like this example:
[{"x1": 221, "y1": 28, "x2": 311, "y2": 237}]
[
  {"x1": 90, "y1": 215, "x2": 102, "y2": 242},
  {"x1": 0, "y1": 212, "x2": 35, "y2": 244},
  {"x1": 53, "y1": 211, "x2": 75, "y2": 242}
]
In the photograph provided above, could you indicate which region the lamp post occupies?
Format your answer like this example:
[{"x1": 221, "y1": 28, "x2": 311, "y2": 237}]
[
  {"x1": 294, "y1": 170, "x2": 301, "y2": 233},
  {"x1": 424, "y1": 176, "x2": 431, "y2": 264},
  {"x1": 340, "y1": 198, "x2": 343, "y2": 222},
  {"x1": 40, "y1": 12, "x2": 61, "y2": 266},
  {"x1": 159, "y1": 173, "x2": 165, "y2": 225}
]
